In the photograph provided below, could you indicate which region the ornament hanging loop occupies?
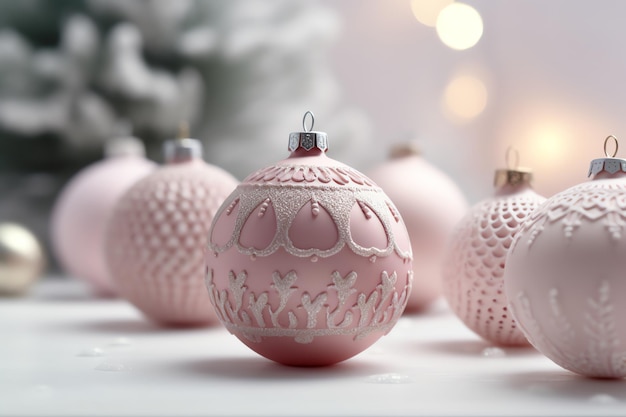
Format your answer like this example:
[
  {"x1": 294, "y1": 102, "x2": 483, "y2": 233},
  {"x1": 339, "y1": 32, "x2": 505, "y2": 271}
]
[
  {"x1": 588, "y1": 135, "x2": 626, "y2": 177},
  {"x1": 289, "y1": 111, "x2": 328, "y2": 153},
  {"x1": 177, "y1": 121, "x2": 190, "y2": 140},
  {"x1": 303, "y1": 111, "x2": 315, "y2": 133},
  {"x1": 494, "y1": 146, "x2": 532, "y2": 187},
  {"x1": 505, "y1": 146, "x2": 520, "y2": 170},
  {"x1": 604, "y1": 135, "x2": 619, "y2": 158}
]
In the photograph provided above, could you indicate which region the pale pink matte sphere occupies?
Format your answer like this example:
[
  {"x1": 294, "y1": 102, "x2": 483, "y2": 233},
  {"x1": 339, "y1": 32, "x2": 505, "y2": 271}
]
[
  {"x1": 505, "y1": 160, "x2": 626, "y2": 378},
  {"x1": 50, "y1": 153, "x2": 155, "y2": 296},
  {"x1": 443, "y1": 180, "x2": 545, "y2": 346},
  {"x1": 207, "y1": 146, "x2": 413, "y2": 366},
  {"x1": 106, "y1": 158, "x2": 238, "y2": 326},
  {"x1": 368, "y1": 147, "x2": 467, "y2": 311}
]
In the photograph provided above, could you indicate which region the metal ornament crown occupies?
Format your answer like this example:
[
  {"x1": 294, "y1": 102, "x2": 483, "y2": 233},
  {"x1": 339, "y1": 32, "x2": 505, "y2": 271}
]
[
  {"x1": 494, "y1": 147, "x2": 533, "y2": 187},
  {"x1": 588, "y1": 135, "x2": 626, "y2": 177},
  {"x1": 163, "y1": 122, "x2": 203, "y2": 163},
  {"x1": 288, "y1": 111, "x2": 328, "y2": 153},
  {"x1": 588, "y1": 158, "x2": 626, "y2": 177},
  {"x1": 164, "y1": 138, "x2": 203, "y2": 163},
  {"x1": 494, "y1": 169, "x2": 533, "y2": 187}
]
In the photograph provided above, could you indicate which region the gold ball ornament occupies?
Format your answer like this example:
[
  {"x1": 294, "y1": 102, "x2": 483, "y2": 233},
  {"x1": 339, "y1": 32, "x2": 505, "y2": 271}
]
[{"x1": 0, "y1": 223, "x2": 45, "y2": 295}]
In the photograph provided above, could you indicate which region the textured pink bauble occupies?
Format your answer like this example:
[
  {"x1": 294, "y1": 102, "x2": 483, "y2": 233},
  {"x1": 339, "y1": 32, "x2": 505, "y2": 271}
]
[
  {"x1": 443, "y1": 168, "x2": 546, "y2": 346},
  {"x1": 106, "y1": 139, "x2": 238, "y2": 326},
  {"x1": 206, "y1": 113, "x2": 413, "y2": 366},
  {"x1": 505, "y1": 144, "x2": 626, "y2": 378},
  {"x1": 368, "y1": 144, "x2": 467, "y2": 311},
  {"x1": 50, "y1": 139, "x2": 155, "y2": 296}
]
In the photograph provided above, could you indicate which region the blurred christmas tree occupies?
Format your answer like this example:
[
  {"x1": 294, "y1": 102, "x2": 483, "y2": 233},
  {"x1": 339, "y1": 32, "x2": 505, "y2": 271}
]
[{"x1": 0, "y1": 0, "x2": 370, "y2": 268}]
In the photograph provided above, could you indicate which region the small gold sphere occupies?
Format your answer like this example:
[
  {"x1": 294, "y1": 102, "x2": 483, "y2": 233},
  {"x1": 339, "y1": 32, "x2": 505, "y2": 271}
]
[{"x1": 0, "y1": 223, "x2": 45, "y2": 295}]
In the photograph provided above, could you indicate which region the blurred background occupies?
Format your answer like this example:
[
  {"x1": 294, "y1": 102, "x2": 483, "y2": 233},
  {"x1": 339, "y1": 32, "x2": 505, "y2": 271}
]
[{"x1": 0, "y1": 0, "x2": 624, "y2": 274}]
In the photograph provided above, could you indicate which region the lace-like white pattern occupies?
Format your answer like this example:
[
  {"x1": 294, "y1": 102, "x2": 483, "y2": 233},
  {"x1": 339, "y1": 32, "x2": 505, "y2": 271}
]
[
  {"x1": 443, "y1": 191, "x2": 545, "y2": 345},
  {"x1": 514, "y1": 181, "x2": 626, "y2": 250}
]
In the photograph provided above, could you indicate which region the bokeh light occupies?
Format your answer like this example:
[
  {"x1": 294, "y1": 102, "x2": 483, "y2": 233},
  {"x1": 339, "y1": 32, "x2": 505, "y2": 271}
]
[
  {"x1": 506, "y1": 119, "x2": 577, "y2": 197},
  {"x1": 442, "y1": 75, "x2": 487, "y2": 121},
  {"x1": 410, "y1": 0, "x2": 454, "y2": 27},
  {"x1": 518, "y1": 121, "x2": 574, "y2": 175},
  {"x1": 529, "y1": 124, "x2": 569, "y2": 162},
  {"x1": 436, "y1": 3, "x2": 483, "y2": 50}
]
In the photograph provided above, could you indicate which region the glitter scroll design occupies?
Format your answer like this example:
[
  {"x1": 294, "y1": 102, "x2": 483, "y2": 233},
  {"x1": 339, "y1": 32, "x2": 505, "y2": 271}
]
[
  {"x1": 206, "y1": 269, "x2": 413, "y2": 344},
  {"x1": 512, "y1": 281, "x2": 626, "y2": 378},
  {"x1": 513, "y1": 181, "x2": 626, "y2": 250},
  {"x1": 208, "y1": 161, "x2": 412, "y2": 262}
]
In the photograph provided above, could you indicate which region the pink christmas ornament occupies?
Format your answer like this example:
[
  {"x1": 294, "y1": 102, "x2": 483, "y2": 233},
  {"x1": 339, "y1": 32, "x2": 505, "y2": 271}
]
[
  {"x1": 443, "y1": 149, "x2": 546, "y2": 346},
  {"x1": 206, "y1": 112, "x2": 413, "y2": 366},
  {"x1": 50, "y1": 136, "x2": 156, "y2": 296},
  {"x1": 105, "y1": 134, "x2": 238, "y2": 326},
  {"x1": 505, "y1": 135, "x2": 626, "y2": 378},
  {"x1": 368, "y1": 143, "x2": 467, "y2": 311}
]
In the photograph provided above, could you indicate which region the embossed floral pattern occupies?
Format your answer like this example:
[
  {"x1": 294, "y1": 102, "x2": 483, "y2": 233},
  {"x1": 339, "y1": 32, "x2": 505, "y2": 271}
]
[
  {"x1": 512, "y1": 281, "x2": 626, "y2": 378},
  {"x1": 206, "y1": 268, "x2": 412, "y2": 344}
]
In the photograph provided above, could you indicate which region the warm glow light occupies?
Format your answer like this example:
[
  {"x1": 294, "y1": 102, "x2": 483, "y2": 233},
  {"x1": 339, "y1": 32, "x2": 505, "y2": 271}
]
[
  {"x1": 497, "y1": 105, "x2": 597, "y2": 197},
  {"x1": 410, "y1": 0, "x2": 454, "y2": 27},
  {"x1": 526, "y1": 124, "x2": 569, "y2": 164},
  {"x1": 443, "y1": 75, "x2": 487, "y2": 120},
  {"x1": 436, "y1": 3, "x2": 483, "y2": 50}
]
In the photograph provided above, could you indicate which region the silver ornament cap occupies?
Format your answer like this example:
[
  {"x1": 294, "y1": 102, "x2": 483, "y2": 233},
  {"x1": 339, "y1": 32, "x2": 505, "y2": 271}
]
[
  {"x1": 163, "y1": 122, "x2": 203, "y2": 163},
  {"x1": 588, "y1": 135, "x2": 626, "y2": 177},
  {"x1": 288, "y1": 111, "x2": 328, "y2": 153}
]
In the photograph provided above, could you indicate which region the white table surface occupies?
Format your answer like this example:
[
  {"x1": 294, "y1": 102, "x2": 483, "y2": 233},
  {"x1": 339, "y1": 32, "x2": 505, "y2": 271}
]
[{"x1": 2, "y1": 279, "x2": 626, "y2": 417}]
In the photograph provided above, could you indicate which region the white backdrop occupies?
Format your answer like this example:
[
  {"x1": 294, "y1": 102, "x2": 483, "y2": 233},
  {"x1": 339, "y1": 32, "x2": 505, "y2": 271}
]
[{"x1": 322, "y1": 0, "x2": 626, "y2": 202}]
